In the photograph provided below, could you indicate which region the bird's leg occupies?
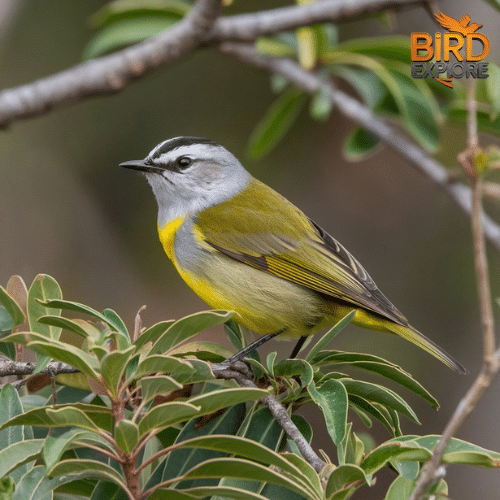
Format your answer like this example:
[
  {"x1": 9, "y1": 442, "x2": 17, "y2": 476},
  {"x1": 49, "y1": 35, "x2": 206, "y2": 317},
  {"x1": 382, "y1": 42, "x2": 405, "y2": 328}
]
[
  {"x1": 289, "y1": 336, "x2": 307, "y2": 359},
  {"x1": 221, "y1": 327, "x2": 287, "y2": 365}
]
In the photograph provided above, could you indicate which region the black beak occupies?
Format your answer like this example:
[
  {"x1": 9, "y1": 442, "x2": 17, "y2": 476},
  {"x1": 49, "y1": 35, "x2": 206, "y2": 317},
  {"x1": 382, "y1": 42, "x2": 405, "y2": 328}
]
[{"x1": 119, "y1": 159, "x2": 163, "y2": 174}]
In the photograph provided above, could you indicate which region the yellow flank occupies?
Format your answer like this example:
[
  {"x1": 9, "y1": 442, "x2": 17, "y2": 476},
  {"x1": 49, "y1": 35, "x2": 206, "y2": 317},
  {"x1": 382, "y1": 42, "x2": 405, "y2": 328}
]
[{"x1": 158, "y1": 217, "x2": 186, "y2": 261}]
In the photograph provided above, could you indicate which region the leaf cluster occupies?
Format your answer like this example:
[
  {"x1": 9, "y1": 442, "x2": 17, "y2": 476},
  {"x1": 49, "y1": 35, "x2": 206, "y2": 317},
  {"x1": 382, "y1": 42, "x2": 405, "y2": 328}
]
[{"x1": 1, "y1": 275, "x2": 500, "y2": 500}]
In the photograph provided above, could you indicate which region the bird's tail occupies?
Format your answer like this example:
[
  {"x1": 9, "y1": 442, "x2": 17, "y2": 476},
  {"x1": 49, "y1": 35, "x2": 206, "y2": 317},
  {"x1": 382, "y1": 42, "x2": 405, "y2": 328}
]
[{"x1": 387, "y1": 322, "x2": 467, "y2": 374}]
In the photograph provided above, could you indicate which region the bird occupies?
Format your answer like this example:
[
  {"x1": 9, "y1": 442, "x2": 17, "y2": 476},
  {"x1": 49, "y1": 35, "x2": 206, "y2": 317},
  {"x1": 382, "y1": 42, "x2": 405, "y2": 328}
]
[
  {"x1": 434, "y1": 11, "x2": 483, "y2": 37},
  {"x1": 120, "y1": 136, "x2": 466, "y2": 374}
]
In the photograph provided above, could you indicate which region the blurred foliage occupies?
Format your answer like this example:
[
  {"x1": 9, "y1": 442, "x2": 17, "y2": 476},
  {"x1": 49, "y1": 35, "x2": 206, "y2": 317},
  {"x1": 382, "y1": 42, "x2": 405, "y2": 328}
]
[{"x1": 1, "y1": 275, "x2": 500, "y2": 499}]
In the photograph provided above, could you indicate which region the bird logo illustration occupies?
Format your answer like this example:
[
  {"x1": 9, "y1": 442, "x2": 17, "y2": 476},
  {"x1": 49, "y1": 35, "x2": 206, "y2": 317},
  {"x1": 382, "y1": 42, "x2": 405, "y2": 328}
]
[{"x1": 434, "y1": 12, "x2": 483, "y2": 37}]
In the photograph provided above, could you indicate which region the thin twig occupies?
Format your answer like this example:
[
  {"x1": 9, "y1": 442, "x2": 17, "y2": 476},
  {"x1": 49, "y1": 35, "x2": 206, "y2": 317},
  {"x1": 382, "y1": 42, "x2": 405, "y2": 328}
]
[
  {"x1": 409, "y1": 61, "x2": 499, "y2": 500},
  {"x1": 212, "y1": 364, "x2": 325, "y2": 473}
]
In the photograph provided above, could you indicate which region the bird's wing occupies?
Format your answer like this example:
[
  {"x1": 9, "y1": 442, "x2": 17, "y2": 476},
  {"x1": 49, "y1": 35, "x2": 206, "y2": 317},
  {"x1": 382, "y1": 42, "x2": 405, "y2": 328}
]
[
  {"x1": 195, "y1": 178, "x2": 408, "y2": 326},
  {"x1": 434, "y1": 11, "x2": 461, "y2": 32},
  {"x1": 459, "y1": 14, "x2": 471, "y2": 27}
]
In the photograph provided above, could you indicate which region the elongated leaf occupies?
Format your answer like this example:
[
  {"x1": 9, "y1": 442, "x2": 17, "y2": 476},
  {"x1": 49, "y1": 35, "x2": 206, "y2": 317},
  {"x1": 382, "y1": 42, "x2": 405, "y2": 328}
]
[
  {"x1": 134, "y1": 320, "x2": 175, "y2": 350},
  {"x1": 102, "y1": 308, "x2": 130, "y2": 344},
  {"x1": 224, "y1": 319, "x2": 245, "y2": 351},
  {"x1": 115, "y1": 419, "x2": 139, "y2": 454},
  {"x1": 247, "y1": 88, "x2": 307, "y2": 159},
  {"x1": 49, "y1": 459, "x2": 127, "y2": 489},
  {"x1": 325, "y1": 464, "x2": 368, "y2": 498},
  {"x1": 307, "y1": 379, "x2": 348, "y2": 445},
  {"x1": 158, "y1": 403, "x2": 247, "y2": 491},
  {"x1": 0, "y1": 440, "x2": 44, "y2": 479},
  {"x1": 349, "y1": 395, "x2": 398, "y2": 435},
  {"x1": 100, "y1": 346, "x2": 136, "y2": 397},
  {"x1": 1, "y1": 404, "x2": 113, "y2": 433},
  {"x1": 139, "y1": 375, "x2": 183, "y2": 404},
  {"x1": 310, "y1": 87, "x2": 333, "y2": 121},
  {"x1": 151, "y1": 310, "x2": 234, "y2": 354},
  {"x1": 343, "y1": 127, "x2": 380, "y2": 161},
  {"x1": 40, "y1": 299, "x2": 122, "y2": 331},
  {"x1": 27, "y1": 274, "x2": 62, "y2": 338},
  {"x1": 174, "y1": 435, "x2": 317, "y2": 498},
  {"x1": 139, "y1": 388, "x2": 266, "y2": 437},
  {"x1": 312, "y1": 351, "x2": 438, "y2": 408},
  {"x1": 296, "y1": 26, "x2": 317, "y2": 69},
  {"x1": 392, "y1": 435, "x2": 500, "y2": 467},
  {"x1": 447, "y1": 107, "x2": 500, "y2": 137},
  {"x1": 0, "y1": 285, "x2": 24, "y2": 330},
  {"x1": 85, "y1": 17, "x2": 178, "y2": 59},
  {"x1": 168, "y1": 340, "x2": 233, "y2": 362},
  {"x1": 334, "y1": 36, "x2": 411, "y2": 63},
  {"x1": 134, "y1": 354, "x2": 194, "y2": 379},
  {"x1": 91, "y1": 481, "x2": 129, "y2": 500},
  {"x1": 256, "y1": 37, "x2": 296, "y2": 57},
  {"x1": 37, "y1": 315, "x2": 90, "y2": 338},
  {"x1": 306, "y1": 311, "x2": 355, "y2": 362},
  {"x1": 361, "y1": 441, "x2": 430, "y2": 476},
  {"x1": 341, "y1": 379, "x2": 419, "y2": 423},
  {"x1": 44, "y1": 429, "x2": 116, "y2": 472},
  {"x1": 91, "y1": 0, "x2": 190, "y2": 27},
  {"x1": 182, "y1": 458, "x2": 316, "y2": 500},
  {"x1": 384, "y1": 475, "x2": 414, "y2": 500}
]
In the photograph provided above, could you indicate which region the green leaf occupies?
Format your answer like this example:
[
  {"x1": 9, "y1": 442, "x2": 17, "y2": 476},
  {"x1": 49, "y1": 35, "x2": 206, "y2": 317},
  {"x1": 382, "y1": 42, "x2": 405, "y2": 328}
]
[
  {"x1": 134, "y1": 354, "x2": 195, "y2": 379},
  {"x1": 168, "y1": 340, "x2": 233, "y2": 362},
  {"x1": 27, "y1": 274, "x2": 62, "y2": 338},
  {"x1": 139, "y1": 388, "x2": 266, "y2": 437},
  {"x1": 256, "y1": 37, "x2": 296, "y2": 57},
  {"x1": 247, "y1": 88, "x2": 307, "y2": 159},
  {"x1": 349, "y1": 395, "x2": 399, "y2": 436},
  {"x1": 139, "y1": 375, "x2": 183, "y2": 404},
  {"x1": 341, "y1": 379, "x2": 419, "y2": 423},
  {"x1": 224, "y1": 319, "x2": 245, "y2": 351},
  {"x1": 102, "y1": 308, "x2": 130, "y2": 345},
  {"x1": 44, "y1": 428, "x2": 116, "y2": 473},
  {"x1": 334, "y1": 36, "x2": 411, "y2": 64},
  {"x1": 100, "y1": 346, "x2": 137, "y2": 397},
  {"x1": 182, "y1": 458, "x2": 317, "y2": 500},
  {"x1": 296, "y1": 26, "x2": 317, "y2": 69},
  {"x1": 307, "y1": 379, "x2": 348, "y2": 445},
  {"x1": 37, "y1": 315, "x2": 91, "y2": 338},
  {"x1": 310, "y1": 87, "x2": 333, "y2": 121},
  {"x1": 172, "y1": 435, "x2": 317, "y2": 497},
  {"x1": 151, "y1": 310, "x2": 234, "y2": 354},
  {"x1": 84, "y1": 17, "x2": 178, "y2": 59},
  {"x1": 395, "y1": 435, "x2": 500, "y2": 467},
  {"x1": 384, "y1": 475, "x2": 414, "y2": 500},
  {"x1": 306, "y1": 311, "x2": 355, "y2": 362},
  {"x1": 486, "y1": 63, "x2": 500, "y2": 119},
  {"x1": 151, "y1": 486, "x2": 267, "y2": 500},
  {"x1": 115, "y1": 419, "x2": 139, "y2": 454},
  {"x1": 158, "y1": 402, "x2": 247, "y2": 491},
  {"x1": 90, "y1": 481, "x2": 128, "y2": 500},
  {"x1": 0, "y1": 440, "x2": 44, "y2": 480},
  {"x1": 0, "y1": 476, "x2": 15, "y2": 498},
  {"x1": 134, "y1": 320, "x2": 175, "y2": 350},
  {"x1": 448, "y1": 107, "x2": 500, "y2": 137},
  {"x1": 40, "y1": 299, "x2": 123, "y2": 332},
  {"x1": 91, "y1": 0, "x2": 190, "y2": 27},
  {"x1": 361, "y1": 441, "x2": 430, "y2": 476},
  {"x1": 1, "y1": 404, "x2": 113, "y2": 433},
  {"x1": 343, "y1": 127, "x2": 380, "y2": 161},
  {"x1": 325, "y1": 464, "x2": 368, "y2": 498},
  {"x1": 49, "y1": 459, "x2": 127, "y2": 489},
  {"x1": 312, "y1": 351, "x2": 438, "y2": 408},
  {"x1": 0, "y1": 286, "x2": 24, "y2": 330}
]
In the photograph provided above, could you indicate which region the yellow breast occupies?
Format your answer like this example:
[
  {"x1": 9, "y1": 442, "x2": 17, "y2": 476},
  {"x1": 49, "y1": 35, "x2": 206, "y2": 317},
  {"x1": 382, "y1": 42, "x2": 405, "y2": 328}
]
[{"x1": 158, "y1": 217, "x2": 186, "y2": 261}]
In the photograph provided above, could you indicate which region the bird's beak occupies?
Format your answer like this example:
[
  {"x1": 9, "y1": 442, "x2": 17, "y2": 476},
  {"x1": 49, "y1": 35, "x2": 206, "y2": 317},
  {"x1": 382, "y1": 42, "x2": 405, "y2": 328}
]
[{"x1": 119, "y1": 159, "x2": 163, "y2": 174}]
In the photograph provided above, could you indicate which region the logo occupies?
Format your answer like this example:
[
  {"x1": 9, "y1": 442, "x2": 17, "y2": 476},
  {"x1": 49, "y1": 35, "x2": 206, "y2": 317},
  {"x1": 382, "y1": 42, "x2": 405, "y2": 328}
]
[{"x1": 411, "y1": 12, "x2": 490, "y2": 88}]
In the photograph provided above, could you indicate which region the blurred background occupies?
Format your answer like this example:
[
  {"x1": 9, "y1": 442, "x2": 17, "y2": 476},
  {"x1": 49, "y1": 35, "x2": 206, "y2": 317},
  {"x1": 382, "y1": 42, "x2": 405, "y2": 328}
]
[{"x1": 1, "y1": 0, "x2": 500, "y2": 497}]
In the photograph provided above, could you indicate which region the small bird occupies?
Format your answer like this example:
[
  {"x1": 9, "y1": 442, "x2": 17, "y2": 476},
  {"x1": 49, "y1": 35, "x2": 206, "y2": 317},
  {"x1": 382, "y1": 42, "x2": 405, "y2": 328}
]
[
  {"x1": 121, "y1": 137, "x2": 466, "y2": 374},
  {"x1": 434, "y1": 11, "x2": 483, "y2": 37}
]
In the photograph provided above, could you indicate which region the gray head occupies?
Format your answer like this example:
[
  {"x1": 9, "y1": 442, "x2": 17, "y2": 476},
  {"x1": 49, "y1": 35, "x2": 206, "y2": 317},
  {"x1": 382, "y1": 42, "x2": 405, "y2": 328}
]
[{"x1": 120, "y1": 137, "x2": 251, "y2": 226}]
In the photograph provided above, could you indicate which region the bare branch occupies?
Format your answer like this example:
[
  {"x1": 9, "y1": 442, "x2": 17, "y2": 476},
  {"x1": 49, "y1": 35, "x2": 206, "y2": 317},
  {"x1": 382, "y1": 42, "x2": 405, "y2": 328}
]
[
  {"x1": 205, "y1": 0, "x2": 422, "y2": 43},
  {"x1": 219, "y1": 43, "x2": 500, "y2": 253},
  {"x1": 0, "y1": 0, "x2": 221, "y2": 128},
  {"x1": 212, "y1": 363, "x2": 325, "y2": 473},
  {"x1": 0, "y1": 0, "x2": 424, "y2": 129}
]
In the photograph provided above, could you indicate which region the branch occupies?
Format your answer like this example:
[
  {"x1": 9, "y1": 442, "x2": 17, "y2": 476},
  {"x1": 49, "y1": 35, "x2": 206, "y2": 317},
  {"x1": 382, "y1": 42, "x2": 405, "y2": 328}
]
[
  {"x1": 212, "y1": 363, "x2": 325, "y2": 473},
  {"x1": 0, "y1": 0, "x2": 221, "y2": 127},
  {"x1": 205, "y1": 0, "x2": 422, "y2": 43},
  {"x1": 218, "y1": 43, "x2": 500, "y2": 253},
  {"x1": 0, "y1": 360, "x2": 79, "y2": 390},
  {"x1": 0, "y1": 0, "x2": 423, "y2": 128}
]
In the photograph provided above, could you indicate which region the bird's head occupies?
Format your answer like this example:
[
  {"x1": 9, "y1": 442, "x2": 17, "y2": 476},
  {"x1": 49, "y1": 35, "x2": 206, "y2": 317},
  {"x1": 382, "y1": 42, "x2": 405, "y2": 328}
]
[{"x1": 120, "y1": 136, "x2": 251, "y2": 224}]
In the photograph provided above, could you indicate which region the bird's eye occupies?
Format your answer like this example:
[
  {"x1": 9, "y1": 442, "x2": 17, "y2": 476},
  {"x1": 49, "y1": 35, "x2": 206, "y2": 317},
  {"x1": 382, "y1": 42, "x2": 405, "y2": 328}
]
[{"x1": 176, "y1": 157, "x2": 192, "y2": 170}]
